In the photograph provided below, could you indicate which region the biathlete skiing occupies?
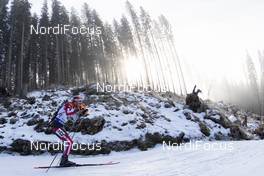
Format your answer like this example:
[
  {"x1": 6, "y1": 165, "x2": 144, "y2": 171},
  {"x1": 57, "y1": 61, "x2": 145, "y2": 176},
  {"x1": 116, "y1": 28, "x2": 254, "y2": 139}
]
[{"x1": 49, "y1": 95, "x2": 89, "y2": 167}]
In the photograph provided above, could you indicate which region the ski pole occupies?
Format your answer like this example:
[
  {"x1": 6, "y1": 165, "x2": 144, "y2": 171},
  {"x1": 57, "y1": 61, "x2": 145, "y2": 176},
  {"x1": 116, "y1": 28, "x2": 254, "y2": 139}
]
[
  {"x1": 46, "y1": 130, "x2": 77, "y2": 173},
  {"x1": 46, "y1": 151, "x2": 59, "y2": 173}
]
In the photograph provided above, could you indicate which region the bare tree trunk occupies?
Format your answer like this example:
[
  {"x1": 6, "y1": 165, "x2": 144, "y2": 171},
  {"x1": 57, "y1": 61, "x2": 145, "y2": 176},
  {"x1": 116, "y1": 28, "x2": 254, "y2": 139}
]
[
  {"x1": 149, "y1": 31, "x2": 167, "y2": 91},
  {"x1": 165, "y1": 40, "x2": 183, "y2": 95},
  {"x1": 149, "y1": 50, "x2": 162, "y2": 91},
  {"x1": 259, "y1": 51, "x2": 264, "y2": 117},
  {"x1": 56, "y1": 35, "x2": 61, "y2": 84},
  {"x1": 134, "y1": 28, "x2": 150, "y2": 86},
  {"x1": 5, "y1": 20, "x2": 13, "y2": 91},
  {"x1": 159, "y1": 38, "x2": 177, "y2": 94},
  {"x1": 18, "y1": 23, "x2": 25, "y2": 96},
  {"x1": 170, "y1": 39, "x2": 187, "y2": 95}
]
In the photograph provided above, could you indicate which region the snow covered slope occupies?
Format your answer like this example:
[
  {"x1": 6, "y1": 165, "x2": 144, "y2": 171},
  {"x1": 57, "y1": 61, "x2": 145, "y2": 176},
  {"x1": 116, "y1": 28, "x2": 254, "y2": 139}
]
[
  {"x1": 0, "y1": 86, "x2": 262, "y2": 155},
  {"x1": 1, "y1": 140, "x2": 263, "y2": 176}
]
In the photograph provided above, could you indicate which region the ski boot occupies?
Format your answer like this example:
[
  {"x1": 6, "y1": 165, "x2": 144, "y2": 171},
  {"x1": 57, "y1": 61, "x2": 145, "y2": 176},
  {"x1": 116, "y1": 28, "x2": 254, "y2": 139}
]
[{"x1": 60, "y1": 155, "x2": 76, "y2": 167}]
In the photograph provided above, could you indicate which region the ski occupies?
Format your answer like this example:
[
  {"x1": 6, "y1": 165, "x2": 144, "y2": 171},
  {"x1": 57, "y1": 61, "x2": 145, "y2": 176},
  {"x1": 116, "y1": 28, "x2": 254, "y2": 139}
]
[{"x1": 34, "y1": 161, "x2": 120, "y2": 169}]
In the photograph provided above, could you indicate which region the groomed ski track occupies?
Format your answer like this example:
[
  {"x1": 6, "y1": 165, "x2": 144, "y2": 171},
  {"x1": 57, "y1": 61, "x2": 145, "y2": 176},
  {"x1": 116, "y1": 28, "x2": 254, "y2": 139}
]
[{"x1": 1, "y1": 140, "x2": 263, "y2": 176}]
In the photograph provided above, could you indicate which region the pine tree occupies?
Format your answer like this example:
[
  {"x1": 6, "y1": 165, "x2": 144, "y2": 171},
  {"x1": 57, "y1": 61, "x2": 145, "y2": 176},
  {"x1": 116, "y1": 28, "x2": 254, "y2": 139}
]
[
  {"x1": 102, "y1": 23, "x2": 119, "y2": 83},
  {"x1": 91, "y1": 10, "x2": 105, "y2": 83},
  {"x1": 26, "y1": 14, "x2": 40, "y2": 90},
  {"x1": 0, "y1": 0, "x2": 188, "y2": 96},
  {"x1": 69, "y1": 8, "x2": 82, "y2": 85},
  {"x1": 159, "y1": 15, "x2": 187, "y2": 95},
  {"x1": 119, "y1": 16, "x2": 136, "y2": 55},
  {"x1": 119, "y1": 15, "x2": 141, "y2": 85},
  {"x1": 246, "y1": 53, "x2": 261, "y2": 115},
  {"x1": 81, "y1": 3, "x2": 95, "y2": 83},
  {"x1": 9, "y1": 0, "x2": 31, "y2": 96},
  {"x1": 39, "y1": 0, "x2": 49, "y2": 88},
  {"x1": 126, "y1": 1, "x2": 150, "y2": 85},
  {"x1": 60, "y1": 5, "x2": 70, "y2": 85},
  {"x1": 113, "y1": 19, "x2": 127, "y2": 84},
  {"x1": 259, "y1": 51, "x2": 264, "y2": 116},
  {"x1": 140, "y1": 7, "x2": 167, "y2": 92},
  {"x1": 0, "y1": 0, "x2": 9, "y2": 87},
  {"x1": 50, "y1": 0, "x2": 62, "y2": 85}
]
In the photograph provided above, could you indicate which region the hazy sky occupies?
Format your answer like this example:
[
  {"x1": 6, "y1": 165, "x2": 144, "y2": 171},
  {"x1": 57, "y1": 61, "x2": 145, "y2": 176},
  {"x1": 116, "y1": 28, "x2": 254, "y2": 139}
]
[{"x1": 27, "y1": 0, "x2": 264, "y2": 92}]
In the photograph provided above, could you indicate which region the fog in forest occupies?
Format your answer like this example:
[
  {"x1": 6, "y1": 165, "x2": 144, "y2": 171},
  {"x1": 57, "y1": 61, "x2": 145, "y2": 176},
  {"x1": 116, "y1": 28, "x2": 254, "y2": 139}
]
[{"x1": 1, "y1": 0, "x2": 264, "y2": 115}]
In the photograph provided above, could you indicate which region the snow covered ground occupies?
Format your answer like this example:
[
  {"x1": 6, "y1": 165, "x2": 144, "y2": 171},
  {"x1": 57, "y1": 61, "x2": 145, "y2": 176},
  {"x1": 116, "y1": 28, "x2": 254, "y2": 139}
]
[
  {"x1": 0, "y1": 89, "x2": 233, "y2": 148},
  {"x1": 0, "y1": 87, "x2": 263, "y2": 175},
  {"x1": 1, "y1": 140, "x2": 263, "y2": 176}
]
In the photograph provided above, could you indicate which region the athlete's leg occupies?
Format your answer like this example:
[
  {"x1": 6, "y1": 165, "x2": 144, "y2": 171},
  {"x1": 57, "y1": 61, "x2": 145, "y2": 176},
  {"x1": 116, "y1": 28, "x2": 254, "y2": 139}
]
[{"x1": 53, "y1": 127, "x2": 73, "y2": 157}]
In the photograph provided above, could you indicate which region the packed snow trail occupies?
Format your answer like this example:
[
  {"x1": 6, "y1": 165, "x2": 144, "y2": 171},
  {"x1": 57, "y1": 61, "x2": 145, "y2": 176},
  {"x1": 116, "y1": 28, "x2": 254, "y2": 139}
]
[{"x1": 1, "y1": 140, "x2": 263, "y2": 176}]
